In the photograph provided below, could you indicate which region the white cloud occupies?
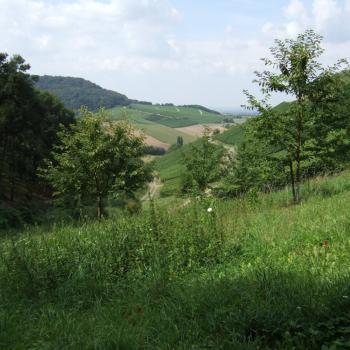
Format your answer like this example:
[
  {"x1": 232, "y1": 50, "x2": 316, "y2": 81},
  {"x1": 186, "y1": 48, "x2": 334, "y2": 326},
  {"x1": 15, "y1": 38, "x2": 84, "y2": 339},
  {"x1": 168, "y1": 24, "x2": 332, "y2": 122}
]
[
  {"x1": 263, "y1": 0, "x2": 350, "y2": 41},
  {"x1": 0, "y1": 0, "x2": 349, "y2": 107}
]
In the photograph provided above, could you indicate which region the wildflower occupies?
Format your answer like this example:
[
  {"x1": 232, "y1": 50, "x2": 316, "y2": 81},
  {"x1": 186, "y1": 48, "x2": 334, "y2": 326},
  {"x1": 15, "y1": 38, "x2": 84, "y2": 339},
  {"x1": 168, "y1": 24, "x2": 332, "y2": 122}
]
[
  {"x1": 296, "y1": 306, "x2": 302, "y2": 310},
  {"x1": 342, "y1": 295, "x2": 348, "y2": 299},
  {"x1": 207, "y1": 207, "x2": 213, "y2": 213}
]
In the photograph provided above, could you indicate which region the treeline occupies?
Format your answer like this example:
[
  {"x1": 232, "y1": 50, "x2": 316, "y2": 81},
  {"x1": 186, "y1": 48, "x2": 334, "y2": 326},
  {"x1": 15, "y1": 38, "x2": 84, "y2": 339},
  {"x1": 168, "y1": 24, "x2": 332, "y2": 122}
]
[{"x1": 36, "y1": 75, "x2": 130, "y2": 111}]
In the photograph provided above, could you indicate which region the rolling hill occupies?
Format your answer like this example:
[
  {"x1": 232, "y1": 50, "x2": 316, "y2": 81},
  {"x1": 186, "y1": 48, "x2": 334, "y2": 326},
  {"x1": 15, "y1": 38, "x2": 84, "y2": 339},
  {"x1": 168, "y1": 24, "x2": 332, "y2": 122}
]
[
  {"x1": 128, "y1": 103, "x2": 224, "y2": 128},
  {"x1": 36, "y1": 75, "x2": 131, "y2": 111},
  {"x1": 36, "y1": 76, "x2": 226, "y2": 148}
]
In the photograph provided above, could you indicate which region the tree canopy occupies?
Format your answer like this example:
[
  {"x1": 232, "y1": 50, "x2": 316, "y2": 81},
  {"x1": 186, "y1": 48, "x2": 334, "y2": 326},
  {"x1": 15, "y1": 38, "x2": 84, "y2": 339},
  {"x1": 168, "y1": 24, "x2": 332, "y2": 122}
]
[
  {"x1": 0, "y1": 53, "x2": 74, "y2": 204},
  {"x1": 42, "y1": 108, "x2": 153, "y2": 219},
  {"x1": 36, "y1": 75, "x2": 131, "y2": 111},
  {"x1": 243, "y1": 30, "x2": 349, "y2": 202}
]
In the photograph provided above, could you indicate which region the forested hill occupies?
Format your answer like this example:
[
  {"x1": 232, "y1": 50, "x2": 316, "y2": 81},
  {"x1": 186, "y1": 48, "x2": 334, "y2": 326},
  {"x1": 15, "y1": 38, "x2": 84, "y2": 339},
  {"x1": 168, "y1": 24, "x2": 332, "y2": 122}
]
[{"x1": 36, "y1": 75, "x2": 131, "y2": 111}]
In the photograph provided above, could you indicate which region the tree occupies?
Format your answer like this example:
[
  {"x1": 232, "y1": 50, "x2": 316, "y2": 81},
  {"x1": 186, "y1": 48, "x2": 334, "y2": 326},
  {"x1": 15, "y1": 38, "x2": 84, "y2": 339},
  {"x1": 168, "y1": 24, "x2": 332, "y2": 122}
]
[
  {"x1": 0, "y1": 53, "x2": 74, "y2": 201},
  {"x1": 181, "y1": 130, "x2": 225, "y2": 194},
  {"x1": 42, "y1": 108, "x2": 153, "y2": 219},
  {"x1": 176, "y1": 136, "x2": 184, "y2": 148},
  {"x1": 244, "y1": 30, "x2": 348, "y2": 202}
]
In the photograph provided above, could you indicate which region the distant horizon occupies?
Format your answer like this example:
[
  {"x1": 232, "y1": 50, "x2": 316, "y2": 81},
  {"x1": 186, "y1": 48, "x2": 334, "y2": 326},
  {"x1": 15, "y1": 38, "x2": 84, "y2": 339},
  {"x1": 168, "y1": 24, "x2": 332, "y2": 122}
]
[
  {"x1": 4, "y1": 0, "x2": 349, "y2": 107},
  {"x1": 35, "y1": 73, "x2": 259, "y2": 114}
]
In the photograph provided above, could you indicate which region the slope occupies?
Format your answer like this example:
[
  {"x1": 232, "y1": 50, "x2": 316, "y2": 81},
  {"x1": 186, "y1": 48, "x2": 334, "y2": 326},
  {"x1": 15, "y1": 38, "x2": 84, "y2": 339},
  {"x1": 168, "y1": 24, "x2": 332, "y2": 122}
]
[
  {"x1": 36, "y1": 75, "x2": 130, "y2": 111},
  {"x1": 2, "y1": 172, "x2": 350, "y2": 348}
]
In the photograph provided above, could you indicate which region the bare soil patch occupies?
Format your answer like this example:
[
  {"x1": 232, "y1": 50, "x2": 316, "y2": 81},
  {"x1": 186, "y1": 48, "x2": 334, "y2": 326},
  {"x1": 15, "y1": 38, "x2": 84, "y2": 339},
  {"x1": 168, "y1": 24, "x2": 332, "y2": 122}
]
[
  {"x1": 144, "y1": 135, "x2": 171, "y2": 150},
  {"x1": 176, "y1": 124, "x2": 226, "y2": 137}
]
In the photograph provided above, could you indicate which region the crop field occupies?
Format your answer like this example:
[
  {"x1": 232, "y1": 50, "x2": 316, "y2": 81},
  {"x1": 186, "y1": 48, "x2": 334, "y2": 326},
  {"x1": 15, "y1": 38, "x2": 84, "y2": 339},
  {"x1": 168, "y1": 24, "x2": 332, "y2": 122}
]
[
  {"x1": 129, "y1": 103, "x2": 224, "y2": 128},
  {"x1": 176, "y1": 123, "x2": 227, "y2": 137},
  {"x1": 108, "y1": 107, "x2": 196, "y2": 146}
]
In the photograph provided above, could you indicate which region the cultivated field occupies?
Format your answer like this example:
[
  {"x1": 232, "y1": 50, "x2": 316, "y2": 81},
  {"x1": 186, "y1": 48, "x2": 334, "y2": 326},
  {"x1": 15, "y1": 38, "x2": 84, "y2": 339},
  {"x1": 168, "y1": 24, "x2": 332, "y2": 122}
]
[
  {"x1": 176, "y1": 123, "x2": 226, "y2": 137},
  {"x1": 108, "y1": 107, "x2": 196, "y2": 146},
  {"x1": 129, "y1": 103, "x2": 224, "y2": 128}
]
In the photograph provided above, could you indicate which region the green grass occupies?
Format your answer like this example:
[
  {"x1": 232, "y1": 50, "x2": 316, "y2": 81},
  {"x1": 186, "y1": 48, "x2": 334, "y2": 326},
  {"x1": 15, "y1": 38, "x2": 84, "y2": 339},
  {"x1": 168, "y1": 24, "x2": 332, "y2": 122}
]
[
  {"x1": 129, "y1": 103, "x2": 224, "y2": 128},
  {"x1": 109, "y1": 107, "x2": 196, "y2": 145},
  {"x1": 2, "y1": 172, "x2": 350, "y2": 349},
  {"x1": 153, "y1": 140, "x2": 224, "y2": 197},
  {"x1": 153, "y1": 143, "x2": 188, "y2": 196},
  {"x1": 215, "y1": 124, "x2": 246, "y2": 147}
]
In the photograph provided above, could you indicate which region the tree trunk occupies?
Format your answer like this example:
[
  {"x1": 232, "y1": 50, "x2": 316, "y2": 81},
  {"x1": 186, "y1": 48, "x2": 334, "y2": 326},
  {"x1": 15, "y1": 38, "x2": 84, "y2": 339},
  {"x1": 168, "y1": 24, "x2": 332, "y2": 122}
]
[
  {"x1": 289, "y1": 160, "x2": 297, "y2": 202},
  {"x1": 294, "y1": 95, "x2": 304, "y2": 204},
  {"x1": 10, "y1": 175, "x2": 15, "y2": 202},
  {"x1": 97, "y1": 195, "x2": 103, "y2": 220},
  {"x1": 295, "y1": 128, "x2": 301, "y2": 203}
]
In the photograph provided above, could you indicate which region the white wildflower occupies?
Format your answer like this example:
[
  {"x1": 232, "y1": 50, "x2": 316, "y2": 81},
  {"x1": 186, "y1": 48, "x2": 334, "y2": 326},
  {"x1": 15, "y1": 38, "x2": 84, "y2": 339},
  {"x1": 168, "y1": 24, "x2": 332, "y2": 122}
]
[{"x1": 207, "y1": 207, "x2": 213, "y2": 213}]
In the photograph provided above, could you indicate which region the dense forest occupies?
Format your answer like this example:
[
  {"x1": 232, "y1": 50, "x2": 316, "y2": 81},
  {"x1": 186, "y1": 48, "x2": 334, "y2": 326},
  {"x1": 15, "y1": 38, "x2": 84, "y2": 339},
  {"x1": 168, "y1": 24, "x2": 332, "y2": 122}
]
[{"x1": 36, "y1": 75, "x2": 131, "y2": 111}]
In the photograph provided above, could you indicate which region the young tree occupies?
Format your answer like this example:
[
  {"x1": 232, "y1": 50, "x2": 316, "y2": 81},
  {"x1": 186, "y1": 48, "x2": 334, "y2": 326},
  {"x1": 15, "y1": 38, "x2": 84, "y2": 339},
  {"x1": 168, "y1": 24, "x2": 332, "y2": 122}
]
[
  {"x1": 181, "y1": 130, "x2": 225, "y2": 194},
  {"x1": 244, "y1": 30, "x2": 347, "y2": 202},
  {"x1": 42, "y1": 108, "x2": 153, "y2": 219},
  {"x1": 176, "y1": 136, "x2": 184, "y2": 148}
]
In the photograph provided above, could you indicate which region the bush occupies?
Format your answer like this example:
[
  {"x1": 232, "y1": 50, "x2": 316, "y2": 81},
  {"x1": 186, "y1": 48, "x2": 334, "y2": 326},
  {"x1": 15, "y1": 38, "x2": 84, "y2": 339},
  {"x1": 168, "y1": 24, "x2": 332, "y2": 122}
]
[{"x1": 143, "y1": 145, "x2": 166, "y2": 156}]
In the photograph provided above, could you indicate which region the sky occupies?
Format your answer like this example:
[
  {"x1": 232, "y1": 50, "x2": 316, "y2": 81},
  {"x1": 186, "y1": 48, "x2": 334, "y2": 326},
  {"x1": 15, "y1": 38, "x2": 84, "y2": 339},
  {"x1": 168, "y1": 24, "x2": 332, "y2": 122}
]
[{"x1": 1, "y1": 0, "x2": 350, "y2": 110}]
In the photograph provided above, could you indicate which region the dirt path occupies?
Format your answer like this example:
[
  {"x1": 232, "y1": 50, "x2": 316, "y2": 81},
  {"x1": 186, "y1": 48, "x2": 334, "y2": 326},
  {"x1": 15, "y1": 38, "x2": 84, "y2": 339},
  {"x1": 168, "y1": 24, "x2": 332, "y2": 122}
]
[{"x1": 141, "y1": 173, "x2": 163, "y2": 201}]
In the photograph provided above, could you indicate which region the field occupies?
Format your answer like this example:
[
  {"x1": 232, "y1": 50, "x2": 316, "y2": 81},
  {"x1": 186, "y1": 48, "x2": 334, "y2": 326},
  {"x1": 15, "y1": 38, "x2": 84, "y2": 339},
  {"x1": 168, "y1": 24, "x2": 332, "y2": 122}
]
[
  {"x1": 215, "y1": 124, "x2": 246, "y2": 147},
  {"x1": 129, "y1": 103, "x2": 224, "y2": 128},
  {"x1": 153, "y1": 139, "x2": 224, "y2": 197},
  {"x1": 109, "y1": 107, "x2": 196, "y2": 146},
  {"x1": 2, "y1": 172, "x2": 350, "y2": 349},
  {"x1": 176, "y1": 123, "x2": 226, "y2": 137},
  {"x1": 153, "y1": 143, "x2": 186, "y2": 196}
]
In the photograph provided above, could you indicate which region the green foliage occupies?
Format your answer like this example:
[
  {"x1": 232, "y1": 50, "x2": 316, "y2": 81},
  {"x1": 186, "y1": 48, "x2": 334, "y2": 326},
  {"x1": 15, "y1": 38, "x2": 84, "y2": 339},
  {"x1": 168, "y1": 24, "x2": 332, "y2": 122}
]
[
  {"x1": 0, "y1": 53, "x2": 74, "y2": 207},
  {"x1": 220, "y1": 136, "x2": 286, "y2": 197},
  {"x1": 182, "y1": 132, "x2": 225, "y2": 193},
  {"x1": 36, "y1": 75, "x2": 130, "y2": 111},
  {"x1": 215, "y1": 124, "x2": 245, "y2": 146},
  {"x1": 176, "y1": 135, "x2": 184, "y2": 147},
  {"x1": 41, "y1": 108, "x2": 153, "y2": 219},
  {"x1": 244, "y1": 30, "x2": 349, "y2": 202},
  {"x1": 143, "y1": 145, "x2": 166, "y2": 156},
  {"x1": 2, "y1": 172, "x2": 350, "y2": 348}
]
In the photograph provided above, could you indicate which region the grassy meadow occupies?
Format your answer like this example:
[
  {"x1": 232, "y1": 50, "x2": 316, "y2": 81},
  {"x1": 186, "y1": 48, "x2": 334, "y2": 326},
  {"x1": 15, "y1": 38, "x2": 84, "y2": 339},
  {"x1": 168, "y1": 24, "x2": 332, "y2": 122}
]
[{"x1": 2, "y1": 172, "x2": 350, "y2": 349}]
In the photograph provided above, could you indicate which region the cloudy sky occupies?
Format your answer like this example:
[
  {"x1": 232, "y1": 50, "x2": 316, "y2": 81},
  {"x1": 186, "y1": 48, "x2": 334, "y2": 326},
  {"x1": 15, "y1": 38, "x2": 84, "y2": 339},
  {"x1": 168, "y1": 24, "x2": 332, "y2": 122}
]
[{"x1": 1, "y1": 0, "x2": 350, "y2": 110}]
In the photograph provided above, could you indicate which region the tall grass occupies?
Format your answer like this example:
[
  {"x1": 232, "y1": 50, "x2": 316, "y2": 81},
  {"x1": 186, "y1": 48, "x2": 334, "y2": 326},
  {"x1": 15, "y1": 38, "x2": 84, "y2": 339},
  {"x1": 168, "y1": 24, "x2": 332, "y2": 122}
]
[{"x1": 1, "y1": 172, "x2": 350, "y2": 349}]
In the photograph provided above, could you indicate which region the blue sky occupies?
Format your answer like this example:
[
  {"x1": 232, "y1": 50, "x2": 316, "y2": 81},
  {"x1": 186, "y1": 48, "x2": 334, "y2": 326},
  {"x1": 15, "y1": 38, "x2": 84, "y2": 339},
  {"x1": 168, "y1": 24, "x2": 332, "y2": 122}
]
[{"x1": 1, "y1": 0, "x2": 350, "y2": 109}]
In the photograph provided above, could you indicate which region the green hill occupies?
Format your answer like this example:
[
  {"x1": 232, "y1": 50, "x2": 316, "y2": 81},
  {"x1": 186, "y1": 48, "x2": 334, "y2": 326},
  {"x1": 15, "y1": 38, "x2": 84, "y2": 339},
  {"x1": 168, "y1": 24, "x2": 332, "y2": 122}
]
[
  {"x1": 129, "y1": 103, "x2": 224, "y2": 128},
  {"x1": 2, "y1": 171, "x2": 350, "y2": 348},
  {"x1": 36, "y1": 75, "x2": 131, "y2": 111},
  {"x1": 214, "y1": 124, "x2": 246, "y2": 147},
  {"x1": 109, "y1": 107, "x2": 196, "y2": 146},
  {"x1": 154, "y1": 140, "x2": 224, "y2": 197}
]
